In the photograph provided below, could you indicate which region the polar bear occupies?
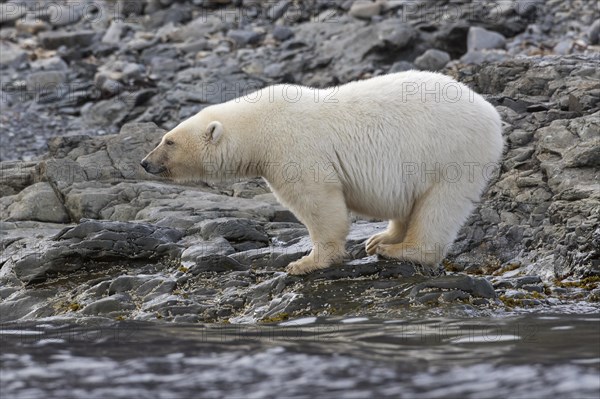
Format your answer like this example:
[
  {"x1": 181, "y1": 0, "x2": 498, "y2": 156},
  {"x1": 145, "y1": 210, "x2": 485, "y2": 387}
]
[{"x1": 141, "y1": 71, "x2": 504, "y2": 275}]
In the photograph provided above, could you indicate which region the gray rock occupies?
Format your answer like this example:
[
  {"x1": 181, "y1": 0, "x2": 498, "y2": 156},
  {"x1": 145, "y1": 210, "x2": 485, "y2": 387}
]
[
  {"x1": 81, "y1": 295, "x2": 135, "y2": 315},
  {"x1": 0, "y1": 289, "x2": 57, "y2": 322},
  {"x1": 514, "y1": 276, "x2": 543, "y2": 288},
  {"x1": 7, "y1": 182, "x2": 69, "y2": 223},
  {"x1": 30, "y1": 56, "x2": 68, "y2": 71},
  {"x1": 349, "y1": 0, "x2": 383, "y2": 19},
  {"x1": 480, "y1": 208, "x2": 500, "y2": 224},
  {"x1": 81, "y1": 98, "x2": 134, "y2": 130},
  {"x1": 467, "y1": 27, "x2": 506, "y2": 51},
  {"x1": 39, "y1": 30, "x2": 96, "y2": 49},
  {"x1": 181, "y1": 237, "x2": 236, "y2": 265},
  {"x1": 308, "y1": 258, "x2": 418, "y2": 280},
  {"x1": 199, "y1": 218, "x2": 268, "y2": 243},
  {"x1": 108, "y1": 275, "x2": 154, "y2": 294},
  {"x1": 410, "y1": 275, "x2": 497, "y2": 299},
  {"x1": 509, "y1": 129, "x2": 534, "y2": 146},
  {"x1": 0, "y1": 161, "x2": 36, "y2": 196},
  {"x1": 415, "y1": 291, "x2": 442, "y2": 304},
  {"x1": 389, "y1": 61, "x2": 414, "y2": 73},
  {"x1": 294, "y1": 17, "x2": 415, "y2": 82},
  {"x1": 441, "y1": 290, "x2": 471, "y2": 302},
  {"x1": 0, "y1": 41, "x2": 26, "y2": 68},
  {"x1": 247, "y1": 273, "x2": 288, "y2": 306},
  {"x1": 167, "y1": 14, "x2": 223, "y2": 42},
  {"x1": 230, "y1": 237, "x2": 311, "y2": 270},
  {"x1": 189, "y1": 254, "x2": 249, "y2": 274},
  {"x1": 264, "y1": 63, "x2": 286, "y2": 78},
  {"x1": 102, "y1": 21, "x2": 126, "y2": 44},
  {"x1": 515, "y1": 0, "x2": 543, "y2": 16},
  {"x1": 47, "y1": 3, "x2": 85, "y2": 26},
  {"x1": 0, "y1": 3, "x2": 27, "y2": 25},
  {"x1": 522, "y1": 284, "x2": 544, "y2": 293},
  {"x1": 414, "y1": 49, "x2": 451, "y2": 71},
  {"x1": 268, "y1": 0, "x2": 291, "y2": 20},
  {"x1": 272, "y1": 25, "x2": 294, "y2": 41},
  {"x1": 228, "y1": 30, "x2": 263, "y2": 46},
  {"x1": 553, "y1": 39, "x2": 573, "y2": 55},
  {"x1": 377, "y1": 19, "x2": 416, "y2": 50},
  {"x1": 26, "y1": 71, "x2": 67, "y2": 91},
  {"x1": 460, "y1": 50, "x2": 508, "y2": 65},
  {"x1": 11, "y1": 219, "x2": 183, "y2": 284}
]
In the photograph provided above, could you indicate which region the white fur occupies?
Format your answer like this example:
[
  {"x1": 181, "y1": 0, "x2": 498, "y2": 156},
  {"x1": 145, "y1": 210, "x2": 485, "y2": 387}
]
[{"x1": 175, "y1": 71, "x2": 504, "y2": 274}]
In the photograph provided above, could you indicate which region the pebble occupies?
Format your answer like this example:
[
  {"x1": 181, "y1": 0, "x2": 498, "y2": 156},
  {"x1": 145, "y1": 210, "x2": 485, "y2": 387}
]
[{"x1": 414, "y1": 49, "x2": 451, "y2": 71}]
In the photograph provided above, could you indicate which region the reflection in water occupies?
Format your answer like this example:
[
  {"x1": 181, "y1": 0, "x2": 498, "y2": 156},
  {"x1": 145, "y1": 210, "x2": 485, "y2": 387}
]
[{"x1": 1, "y1": 314, "x2": 599, "y2": 399}]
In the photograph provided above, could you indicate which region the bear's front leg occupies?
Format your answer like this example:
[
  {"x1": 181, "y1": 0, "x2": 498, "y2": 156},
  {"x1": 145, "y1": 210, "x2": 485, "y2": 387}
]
[
  {"x1": 278, "y1": 185, "x2": 349, "y2": 275},
  {"x1": 286, "y1": 241, "x2": 346, "y2": 275}
]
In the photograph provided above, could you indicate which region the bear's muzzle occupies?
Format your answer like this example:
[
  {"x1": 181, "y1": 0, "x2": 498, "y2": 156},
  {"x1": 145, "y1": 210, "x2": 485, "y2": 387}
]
[{"x1": 140, "y1": 159, "x2": 166, "y2": 175}]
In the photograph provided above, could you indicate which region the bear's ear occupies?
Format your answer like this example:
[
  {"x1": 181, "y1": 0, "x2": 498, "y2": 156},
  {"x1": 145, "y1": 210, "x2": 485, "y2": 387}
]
[{"x1": 205, "y1": 121, "x2": 223, "y2": 144}]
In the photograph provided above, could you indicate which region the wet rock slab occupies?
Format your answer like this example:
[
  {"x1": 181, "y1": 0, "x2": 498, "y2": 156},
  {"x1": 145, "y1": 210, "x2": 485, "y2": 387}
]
[{"x1": 9, "y1": 219, "x2": 183, "y2": 284}]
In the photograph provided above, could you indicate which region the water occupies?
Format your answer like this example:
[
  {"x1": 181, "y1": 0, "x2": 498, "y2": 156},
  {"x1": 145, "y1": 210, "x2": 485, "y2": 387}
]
[{"x1": 1, "y1": 314, "x2": 599, "y2": 399}]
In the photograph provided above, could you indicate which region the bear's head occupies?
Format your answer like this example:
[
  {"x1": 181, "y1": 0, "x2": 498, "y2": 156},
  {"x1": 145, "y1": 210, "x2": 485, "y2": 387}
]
[{"x1": 140, "y1": 111, "x2": 225, "y2": 183}]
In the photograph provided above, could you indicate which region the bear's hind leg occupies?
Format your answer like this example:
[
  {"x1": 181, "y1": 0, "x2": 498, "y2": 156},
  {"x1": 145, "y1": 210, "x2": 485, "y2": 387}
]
[
  {"x1": 375, "y1": 185, "x2": 475, "y2": 269},
  {"x1": 285, "y1": 188, "x2": 349, "y2": 275},
  {"x1": 365, "y1": 220, "x2": 406, "y2": 255}
]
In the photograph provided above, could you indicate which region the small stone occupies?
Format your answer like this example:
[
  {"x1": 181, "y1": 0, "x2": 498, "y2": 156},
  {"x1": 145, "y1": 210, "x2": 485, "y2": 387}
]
[
  {"x1": 268, "y1": 0, "x2": 291, "y2": 20},
  {"x1": 272, "y1": 25, "x2": 294, "y2": 41},
  {"x1": 199, "y1": 218, "x2": 268, "y2": 243},
  {"x1": 26, "y1": 71, "x2": 67, "y2": 91},
  {"x1": 7, "y1": 182, "x2": 69, "y2": 223},
  {"x1": 509, "y1": 129, "x2": 534, "y2": 145},
  {"x1": 108, "y1": 276, "x2": 152, "y2": 295},
  {"x1": 39, "y1": 30, "x2": 96, "y2": 49},
  {"x1": 349, "y1": 0, "x2": 383, "y2": 19},
  {"x1": 264, "y1": 63, "x2": 286, "y2": 78},
  {"x1": 30, "y1": 56, "x2": 68, "y2": 71},
  {"x1": 414, "y1": 49, "x2": 451, "y2": 71},
  {"x1": 389, "y1": 61, "x2": 414, "y2": 73},
  {"x1": 553, "y1": 39, "x2": 573, "y2": 55},
  {"x1": 467, "y1": 26, "x2": 506, "y2": 51},
  {"x1": 410, "y1": 275, "x2": 497, "y2": 299},
  {"x1": 102, "y1": 21, "x2": 126, "y2": 44},
  {"x1": 441, "y1": 291, "x2": 471, "y2": 302},
  {"x1": 415, "y1": 292, "x2": 442, "y2": 304},
  {"x1": 522, "y1": 285, "x2": 544, "y2": 293},
  {"x1": 228, "y1": 30, "x2": 262, "y2": 46},
  {"x1": 460, "y1": 50, "x2": 508, "y2": 65},
  {"x1": 514, "y1": 276, "x2": 542, "y2": 288},
  {"x1": 515, "y1": 0, "x2": 543, "y2": 16},
  {"x1": 48, "y1": 3, "x2": 85, "y2": 26},
  {"x1": 377, "y1": 20, "x2": 415, "y2": 49},
  {"x1": 189, "y1": 254, "x2": 249, "y2": 274},
  {"x1": 480, "y1": 208, "x2": 500, "y2": 224},
  {"x1": 181, "y1": 237, "x2": 235, "y2": 265},
  {"x1": 551, "y1": 287, "x2": 568, "y2": 295},
  {"x1": 81, "y1": 295, "x2": 134, "y2": 315},
  {"x1": 0, "y1": 41, "x2": 27, "y2": 68}
]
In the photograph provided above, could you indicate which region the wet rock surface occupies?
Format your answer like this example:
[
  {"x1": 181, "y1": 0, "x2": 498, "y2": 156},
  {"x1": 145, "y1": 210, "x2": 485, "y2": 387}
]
[{"x1": 1, "y1": 0, "x2": 599, "y2": 323}]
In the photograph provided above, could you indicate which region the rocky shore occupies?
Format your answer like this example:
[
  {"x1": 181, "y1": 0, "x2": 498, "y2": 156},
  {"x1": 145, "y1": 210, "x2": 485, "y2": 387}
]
[{"x1": 1, "y1": 0, "x2": 599, "y2": 324}]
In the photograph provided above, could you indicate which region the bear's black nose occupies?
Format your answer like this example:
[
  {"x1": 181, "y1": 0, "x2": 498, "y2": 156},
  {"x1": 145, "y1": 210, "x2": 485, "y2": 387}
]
[{"x1": 140, "y1": 160, "x2": 149, "y2": 170}]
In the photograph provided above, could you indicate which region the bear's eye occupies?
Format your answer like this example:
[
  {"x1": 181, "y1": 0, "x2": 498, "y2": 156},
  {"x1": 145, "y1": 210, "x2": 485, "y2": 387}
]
[{"x1": 166, "y1": 140, "x2": 174, "y2": 146}]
